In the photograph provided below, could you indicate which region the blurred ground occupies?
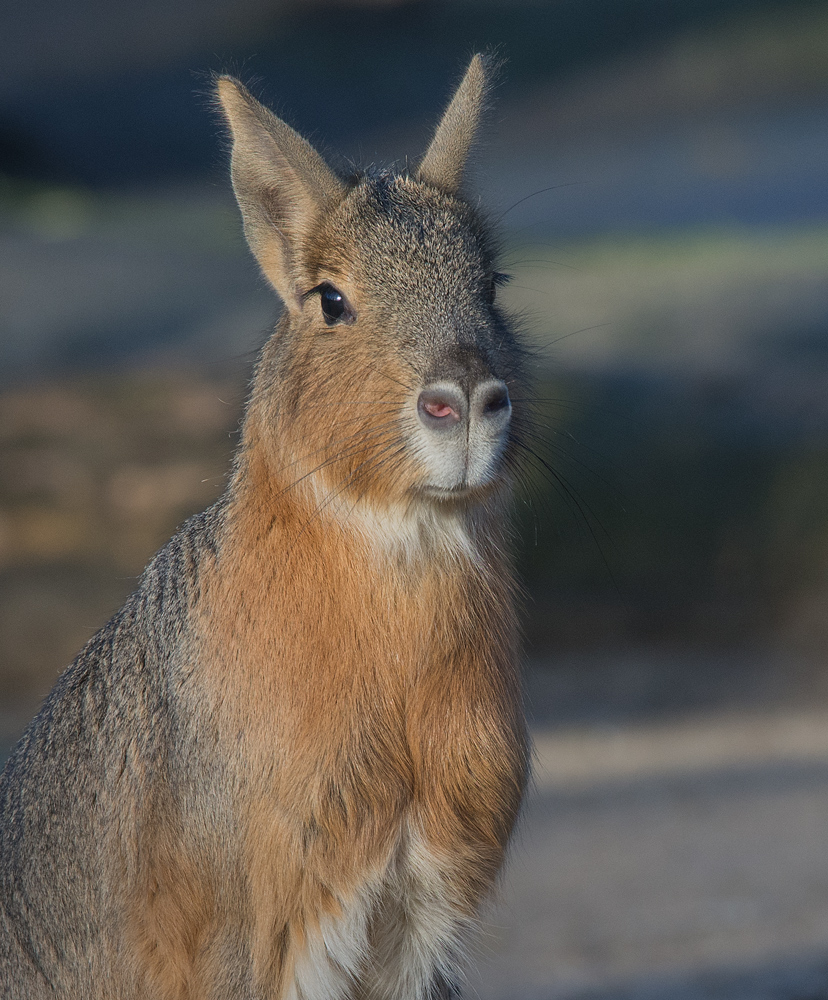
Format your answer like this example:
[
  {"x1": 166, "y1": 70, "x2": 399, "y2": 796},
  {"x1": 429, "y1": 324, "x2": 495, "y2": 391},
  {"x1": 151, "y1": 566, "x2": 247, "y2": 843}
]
[{"x1": 467, "y1": 657, "x2": 828, "y2": 1000}]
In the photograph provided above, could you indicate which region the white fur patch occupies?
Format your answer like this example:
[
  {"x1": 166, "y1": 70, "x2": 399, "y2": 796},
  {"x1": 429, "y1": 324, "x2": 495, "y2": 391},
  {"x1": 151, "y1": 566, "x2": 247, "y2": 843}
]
[
  {"x1": 409, "y1": 383, "x2": 469, "y2": 493},
  {"x1": 351, "y1": 500, "x2": 478, "y2": 566},
  {"x1": 288, "y1": 829, "x2": 472, "y2": 1000},
  {"x1": 365, "y1": 829, "x2": 472, "y2": 1000},
  {"x1": 299, "y1": 467, "x2": 475, "y2": 565},
  {"x1": 286, "y1": 876, "x2": 381, "y2": 1000}
]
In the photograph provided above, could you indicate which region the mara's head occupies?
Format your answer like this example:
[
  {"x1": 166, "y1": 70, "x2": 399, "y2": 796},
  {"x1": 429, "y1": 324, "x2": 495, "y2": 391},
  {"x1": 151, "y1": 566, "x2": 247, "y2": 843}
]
[{"x1": 217, "y1": 55, "x2": 525, "y2": 526}]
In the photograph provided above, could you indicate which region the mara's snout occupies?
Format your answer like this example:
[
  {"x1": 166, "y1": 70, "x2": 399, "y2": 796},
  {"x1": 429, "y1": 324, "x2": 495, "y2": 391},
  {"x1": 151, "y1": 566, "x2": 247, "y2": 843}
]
[{"x1": 415, "y1": 376, "x2": 512, "y2": 495}]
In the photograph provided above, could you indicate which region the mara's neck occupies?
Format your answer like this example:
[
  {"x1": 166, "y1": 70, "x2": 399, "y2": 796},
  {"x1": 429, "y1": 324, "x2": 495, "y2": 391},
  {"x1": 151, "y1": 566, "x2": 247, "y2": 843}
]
[
  {"x1": 224, "y1": 426, "x2": 514, "y2": 590},
  {"x1": 194, "y1": 439, "x2": 519, "y2": 703}
]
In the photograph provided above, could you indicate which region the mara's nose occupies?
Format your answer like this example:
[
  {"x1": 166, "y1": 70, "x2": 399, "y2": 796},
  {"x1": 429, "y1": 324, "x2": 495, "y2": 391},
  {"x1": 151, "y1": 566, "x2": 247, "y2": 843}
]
[
  {"x1": 417, "y1": 380, "x2": 511, "y2": 433},
  {"x1": 471, "y1": 380, "x2": 511, "y2": 433},
  {"x1": 417, "y1": 383, "x2": 465, "y2": 430}
]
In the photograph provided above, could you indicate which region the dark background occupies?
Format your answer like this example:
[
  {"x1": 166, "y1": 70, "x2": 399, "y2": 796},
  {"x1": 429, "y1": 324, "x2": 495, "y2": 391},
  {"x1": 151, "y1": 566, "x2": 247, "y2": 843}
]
[{"x1": 2, "y1": 2, "x2": 828, "y2": 995}]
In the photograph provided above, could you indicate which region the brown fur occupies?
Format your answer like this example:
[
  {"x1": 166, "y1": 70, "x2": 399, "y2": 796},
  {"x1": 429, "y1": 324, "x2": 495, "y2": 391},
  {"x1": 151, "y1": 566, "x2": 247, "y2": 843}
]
[{"x1": 0, "y1": 54, "x2": 528, "y2": 999}]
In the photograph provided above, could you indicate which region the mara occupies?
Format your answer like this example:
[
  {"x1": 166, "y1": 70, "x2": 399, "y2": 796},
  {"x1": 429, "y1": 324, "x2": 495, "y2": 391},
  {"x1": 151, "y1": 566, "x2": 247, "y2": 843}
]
[{"x1": 0, "y1": 54, "x2": 529, "y2": 1000}]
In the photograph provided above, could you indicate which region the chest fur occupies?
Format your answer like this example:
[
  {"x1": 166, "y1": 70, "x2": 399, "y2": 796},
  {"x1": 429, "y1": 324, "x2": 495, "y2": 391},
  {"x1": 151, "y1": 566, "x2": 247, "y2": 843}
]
[
  {"x1": 198, "y1": 513, "x2": 525, "y2": 825},
  {"x1": 163, "y1": 515, "x2": 526, "y2": 996}
]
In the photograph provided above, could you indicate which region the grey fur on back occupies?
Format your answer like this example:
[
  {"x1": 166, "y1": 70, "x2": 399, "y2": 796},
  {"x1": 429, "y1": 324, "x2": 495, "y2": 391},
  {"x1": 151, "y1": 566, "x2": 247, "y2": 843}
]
[{"x1": 0, "y1": 503, "x2": 224, "y2": 997}]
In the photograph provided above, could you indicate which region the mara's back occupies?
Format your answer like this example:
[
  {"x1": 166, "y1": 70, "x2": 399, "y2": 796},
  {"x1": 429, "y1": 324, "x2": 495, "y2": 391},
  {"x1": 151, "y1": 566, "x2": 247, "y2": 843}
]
[{"x1": 0, "y1": 55, "x2": 530, "y2": 1000}]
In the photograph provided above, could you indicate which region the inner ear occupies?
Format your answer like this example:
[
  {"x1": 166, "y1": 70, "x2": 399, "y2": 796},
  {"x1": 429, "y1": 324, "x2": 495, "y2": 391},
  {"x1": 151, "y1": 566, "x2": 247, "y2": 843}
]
[{"x1": 216, "y1": 76, "x2": 345, "y2": 304}]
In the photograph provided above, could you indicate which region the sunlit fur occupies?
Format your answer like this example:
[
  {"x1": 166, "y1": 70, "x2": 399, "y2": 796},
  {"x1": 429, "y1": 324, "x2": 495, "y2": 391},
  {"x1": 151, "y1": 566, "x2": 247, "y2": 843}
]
[{"x1": 0, "y1": 55, "x2": 529, "y2": 999}]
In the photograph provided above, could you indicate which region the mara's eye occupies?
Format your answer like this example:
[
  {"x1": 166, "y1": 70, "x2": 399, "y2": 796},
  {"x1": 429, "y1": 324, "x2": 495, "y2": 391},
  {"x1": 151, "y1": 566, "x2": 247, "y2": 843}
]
[
  {"x1": 487, "y1": 272, "x2": 510, "y2": 304},
  {"x1": 317, "y1": 282, "x2": 354, "y2": 326}
]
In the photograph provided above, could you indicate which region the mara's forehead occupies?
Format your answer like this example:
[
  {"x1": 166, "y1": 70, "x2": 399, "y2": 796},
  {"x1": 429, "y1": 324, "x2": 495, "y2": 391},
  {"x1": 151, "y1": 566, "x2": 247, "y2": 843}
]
[{"x1": 317, "y1": 173, "x2": 492, "y2": 285}]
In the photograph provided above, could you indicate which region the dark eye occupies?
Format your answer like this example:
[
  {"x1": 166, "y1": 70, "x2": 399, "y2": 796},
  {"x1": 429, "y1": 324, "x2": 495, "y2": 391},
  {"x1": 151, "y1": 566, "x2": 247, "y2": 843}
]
[
  {"x1": 487, "y1": 272, "x2": 510, "y2": 304},
  {"x1": 318, "y1": 282, "x2": 354, "y2": 325}
]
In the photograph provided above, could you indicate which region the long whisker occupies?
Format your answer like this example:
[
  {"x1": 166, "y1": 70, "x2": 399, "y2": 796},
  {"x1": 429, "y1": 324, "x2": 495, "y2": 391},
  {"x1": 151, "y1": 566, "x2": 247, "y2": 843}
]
[
  {"x1": 511, "y1": 438, "x2": 622, "y2": 595},
  {"x1": 273, "y1": 424, "x2": 400, "y2": 500},
  {"x1": 530, "y1": 324, "x2": 613, "y2": 350},
  {"x1": 285, "y1": 443, "x2": 407, "y2": 553},
  {"x1": 273, "y1": 417, "x2": 401, "y2": 479},
  {"x1": 345, "y1": 454, "x2": 407, "y2": 523},
  {"x1": 513, "y1": 397, "x2": 634, "y2": 423},
  {"x1": 363, "y1": 363, "x2": 416, "y2": 393},
  {"x1": 497, "y1": 182, "x2": 583, "y2": 221},
  {"x1": 523, "y1": 428, "x2": 628, "y2": 500},
  {"x1": 328, "y1": 446, "x2": 409, "y2": 528},
  {"x1": 537, "y1": 441, "x2": 626, "y2": 502},
  {"x1": 503, "y1": 257, "x2": 585, "y2": 273},
  {"x1": 512, "y1": 440, "x2": 590, "y2": 537}
]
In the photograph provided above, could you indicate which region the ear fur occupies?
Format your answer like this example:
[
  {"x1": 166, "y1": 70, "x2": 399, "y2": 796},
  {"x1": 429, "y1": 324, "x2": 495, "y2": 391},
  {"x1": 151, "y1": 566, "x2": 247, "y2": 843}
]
[
  {"x1": 216, "y1": 76, "x2": 345, "y2": 305},
  {"x1": 416, "y1": 53, "x2": 493, "y2": 195}
]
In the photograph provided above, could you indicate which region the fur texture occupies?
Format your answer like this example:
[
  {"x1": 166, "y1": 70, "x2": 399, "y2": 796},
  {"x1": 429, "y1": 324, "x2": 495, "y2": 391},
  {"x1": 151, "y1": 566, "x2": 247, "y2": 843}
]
[{"x1": 0, "y1": 54, "x2": 529, "y2": 999}]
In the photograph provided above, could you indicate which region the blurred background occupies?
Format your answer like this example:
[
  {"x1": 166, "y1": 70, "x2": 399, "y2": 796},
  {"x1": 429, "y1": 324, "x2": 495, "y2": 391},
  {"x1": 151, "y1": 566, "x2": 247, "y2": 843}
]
[{"x1": 2, "y1": 0, "x2": 828, "y2": 996}]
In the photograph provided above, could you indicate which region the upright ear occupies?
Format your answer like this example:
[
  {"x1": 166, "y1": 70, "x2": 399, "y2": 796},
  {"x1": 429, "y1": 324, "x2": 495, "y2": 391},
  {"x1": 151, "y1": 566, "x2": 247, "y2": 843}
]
[
  {"x1": 216, "y1": 77, "x2": 345, "y2": 305},
  {"x1": 415, "y1": 53, "x2": 492, "y2": 195}
]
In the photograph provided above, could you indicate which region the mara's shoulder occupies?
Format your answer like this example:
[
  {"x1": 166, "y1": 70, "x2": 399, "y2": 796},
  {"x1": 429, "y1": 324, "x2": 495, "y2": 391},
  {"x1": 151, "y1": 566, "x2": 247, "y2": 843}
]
[
  {"x1": 0, "y1": 497, "x2": 232, "y2": 782},
  {"x1": 141, "y1": 495, "x2": 228, "y2": 590}
]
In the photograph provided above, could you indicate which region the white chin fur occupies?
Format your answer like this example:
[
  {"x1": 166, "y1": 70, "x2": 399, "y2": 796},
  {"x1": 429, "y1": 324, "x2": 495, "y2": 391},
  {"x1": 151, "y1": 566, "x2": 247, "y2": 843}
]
[
  {"x1": 411, "y1": 419, "x2": 507, "y2": 492},
  {"x1": 352, "y1": 501, "x2": 479, "y2": 565}
]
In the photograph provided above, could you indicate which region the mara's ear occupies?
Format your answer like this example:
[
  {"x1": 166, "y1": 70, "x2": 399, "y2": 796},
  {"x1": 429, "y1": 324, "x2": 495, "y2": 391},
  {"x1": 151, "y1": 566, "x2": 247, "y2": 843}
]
[
  {"x1": 216, "y1": 76, "x2": 345, "y2": 305},
  {"x1": 415, "y1": 53, "x2": 492, "y2": 195}
]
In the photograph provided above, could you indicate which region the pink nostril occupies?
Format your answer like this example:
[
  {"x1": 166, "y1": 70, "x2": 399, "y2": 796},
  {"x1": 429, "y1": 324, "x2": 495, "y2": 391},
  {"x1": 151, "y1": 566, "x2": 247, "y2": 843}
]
[
  {"x1": 423, "y1": 400, "x2": 456, "y2": 419},
  {"x1": 418, "y1": 385, "x2": 465, "y2": 429}
]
